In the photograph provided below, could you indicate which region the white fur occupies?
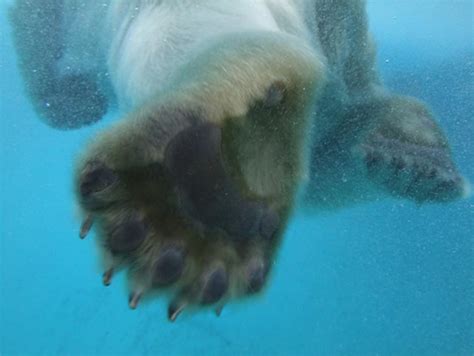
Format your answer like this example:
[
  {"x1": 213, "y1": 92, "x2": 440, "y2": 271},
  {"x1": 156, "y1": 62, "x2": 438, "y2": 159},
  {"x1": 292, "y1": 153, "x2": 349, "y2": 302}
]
[
  {"x1": 58, "y1": 0, "x2": 314, "y2": 110},
  {"x1": 12, "y1": 0, "x2": 467, "y2": 211}
]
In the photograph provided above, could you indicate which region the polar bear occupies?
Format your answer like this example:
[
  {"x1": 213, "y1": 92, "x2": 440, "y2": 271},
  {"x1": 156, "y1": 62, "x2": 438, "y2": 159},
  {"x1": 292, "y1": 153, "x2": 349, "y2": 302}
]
[{"x1": 10, "y1": 0, "x2": 469, "y2": 320}]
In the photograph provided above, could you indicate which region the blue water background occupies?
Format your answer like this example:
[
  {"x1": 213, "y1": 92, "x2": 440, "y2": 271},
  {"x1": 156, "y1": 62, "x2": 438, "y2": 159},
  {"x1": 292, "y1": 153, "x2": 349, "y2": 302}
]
[{"x1": 1, "y1": 1, "x2": 473, "y2": 355}]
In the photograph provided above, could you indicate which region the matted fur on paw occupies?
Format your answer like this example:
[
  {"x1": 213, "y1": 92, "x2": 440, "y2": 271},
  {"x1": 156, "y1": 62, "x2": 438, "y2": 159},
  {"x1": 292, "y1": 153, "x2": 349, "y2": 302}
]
[{"x1": 76, "y1": 122, "x2": 280, "y2": 321}]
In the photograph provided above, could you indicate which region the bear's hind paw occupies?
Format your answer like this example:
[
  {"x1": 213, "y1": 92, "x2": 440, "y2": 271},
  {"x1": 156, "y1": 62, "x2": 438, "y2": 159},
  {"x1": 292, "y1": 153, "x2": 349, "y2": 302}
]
[{"x1": 360, "y1": 134, "x2": 468, "y2": 203}]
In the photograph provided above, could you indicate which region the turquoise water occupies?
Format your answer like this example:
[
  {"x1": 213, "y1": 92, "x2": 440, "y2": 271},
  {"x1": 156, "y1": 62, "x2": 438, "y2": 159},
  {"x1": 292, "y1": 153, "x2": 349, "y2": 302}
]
[{"x1": 1, "y1": 1, "x2": 473, "y2": 355}]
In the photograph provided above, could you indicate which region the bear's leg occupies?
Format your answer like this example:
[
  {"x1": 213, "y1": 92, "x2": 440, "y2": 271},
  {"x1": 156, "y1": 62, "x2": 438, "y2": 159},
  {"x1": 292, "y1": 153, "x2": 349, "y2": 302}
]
[
  {"x1": 306, "y1": 94, "x2": 469, "y2": 210},
  {"x1": 307, "y1": 1, "x2": 468, "y2": 209},
  {"x1": 355, "y1": 95, "x2": 470, "y2": 203},
  {"x1": 75, "y1": 104, "x2": 285, "y2": 320},
  {"x1": 73, "y1": 33, "x2": 323, "y2": 319},
  {"x1": 10, "y1": 0, "x2": 108, "y2": 129}
]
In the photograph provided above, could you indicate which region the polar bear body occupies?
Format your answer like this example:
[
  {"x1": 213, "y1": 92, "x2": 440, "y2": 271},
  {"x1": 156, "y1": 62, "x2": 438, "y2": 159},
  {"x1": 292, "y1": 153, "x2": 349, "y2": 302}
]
[
  {"x1": 9, "y1": 0, "x2": 469, "y2": 317},
  {"x1": 11, "y1": 0, "x2": 469, "y2": 208},
  {"x1": 54, "y1": 0, "x2": 317, "y2": 110}
]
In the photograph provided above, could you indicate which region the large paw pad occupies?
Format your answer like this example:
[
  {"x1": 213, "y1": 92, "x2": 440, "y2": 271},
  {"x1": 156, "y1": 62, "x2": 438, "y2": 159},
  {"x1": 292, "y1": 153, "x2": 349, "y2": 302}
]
[{"x1": 76, "y1": 123, "x2": 281, "y2": 320}]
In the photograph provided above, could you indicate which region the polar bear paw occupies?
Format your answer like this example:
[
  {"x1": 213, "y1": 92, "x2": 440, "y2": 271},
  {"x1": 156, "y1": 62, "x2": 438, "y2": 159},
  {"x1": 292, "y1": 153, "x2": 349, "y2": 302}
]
[
  {"x1": 75, "y1": 119, "x2": 280, "y2": 321},
  {"x1": 360, "y1": 133, "x2": 469, "y2": 203}
]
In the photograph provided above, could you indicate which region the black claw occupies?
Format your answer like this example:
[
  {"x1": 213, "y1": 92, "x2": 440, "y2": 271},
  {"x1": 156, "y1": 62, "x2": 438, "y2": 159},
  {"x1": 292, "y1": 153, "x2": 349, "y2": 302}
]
[
  {"x1": 102, "y1": 269, "x2": 113, "y2": 286},
  {"x1": 152, "y1": 245, "x2": 186, "y2": 286},
  {"x1": 79, "y1": 215, "x2": 94, "y2": 239},
  {"x1": 264, "y1": 81, "x2": 286, "y2": 108},
  {"x1": 107, "y1": 217, "x2": 147, "y2": 254},
  {"x1": 200, "y1": 267, "x2": 229, "y2": 305},
  {"x1": 365, "y1": 151, "x2": 382, "y2": 169},
  {"x1": 129, "y1": 292, "x2": 142, "y2": 310},
  {"x1": 427, "y1": 167, "x2": 438, "y2": 179},
  {"x1": 79, "y1": 162, "x2": 118, "y2": 198},
  {"x1": 168, "y1": 300, "x2": 187, "y2": 322},
  {"x1": 215, "y1": 306, "x2": 224, "y2": 317},
  {"x1": 392, "y1": 157, "x2": 406, "y2": 172},
  {"x1": 246, "y1": 258, "x2": 268, "y2": 294},
  {"x1": 259, "y1": 209, "x2": 280, "y2": 240},
  {"x1": 431, "y1": 176, "x2": 464, "y2": 202}
]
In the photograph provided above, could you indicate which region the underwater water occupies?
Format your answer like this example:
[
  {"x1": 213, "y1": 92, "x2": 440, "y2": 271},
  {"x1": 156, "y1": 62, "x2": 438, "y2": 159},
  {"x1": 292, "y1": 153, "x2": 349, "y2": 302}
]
[{"x1": 0, "y1": 0, "x2": 473, "y2": 355}]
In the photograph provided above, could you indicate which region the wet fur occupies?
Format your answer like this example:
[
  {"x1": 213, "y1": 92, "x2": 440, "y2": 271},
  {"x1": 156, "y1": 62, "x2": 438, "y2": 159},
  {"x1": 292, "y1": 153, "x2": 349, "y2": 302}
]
[
  {"x1": 70, "y1": 29, "x2": 323, "y2": 310},
  {"x1": 10, "y1": 0, "x2": 469, "y2": 316}
]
